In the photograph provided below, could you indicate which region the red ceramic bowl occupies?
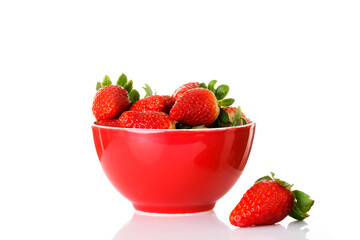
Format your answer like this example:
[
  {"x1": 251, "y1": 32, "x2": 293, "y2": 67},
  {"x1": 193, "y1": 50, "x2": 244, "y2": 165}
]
[{"x1": 92, "y1": 122, "x2": 256, "y2": 214}]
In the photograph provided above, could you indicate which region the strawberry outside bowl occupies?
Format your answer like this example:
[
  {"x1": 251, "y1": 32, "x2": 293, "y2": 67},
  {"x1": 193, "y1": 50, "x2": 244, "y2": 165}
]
[{"x1": 92, "y1": 122, "x2": 256, "y2": 214}]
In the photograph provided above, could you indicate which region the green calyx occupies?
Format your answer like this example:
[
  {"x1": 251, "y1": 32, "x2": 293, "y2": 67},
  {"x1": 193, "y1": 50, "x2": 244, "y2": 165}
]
[
  {"x1": 208, "y1": 80, "x2": 217, "y2": 92},
  {"x1": 215, "y1": 84, "x2": 229, "y2": 100},
  {"x1": 96, "y1": 82, "x2": 102, "y2": 91},
  {"x1": 218, "y1": 98, "x2": 235, "y2": 107},
  {"x1": 198, "y1": 79, "x2": 244, "y2": 128},
  {"x1": 255, "y1": 172, "x2": 315, "y2": 221},
  {"x1": 116, "y1": 73, "x2": 140, "y2": 104},
  {"x1": 129, "y1": 89, "x2": 140, "y2": 104},
  {"x1": 117, "y1": 73, "x2": 127, "y2": 87},
  {"x1": 255, "y1": 172, "x2": 293, "y2": 190},
  {"x1": 218, "y1": 108, "x2": 230, "y2": 124},
  {"x1": 142, "y1": 83, "x2": 155, "y2": 97},
  {"x1": 102, "y1": 75, "x2": 112, "y2": 86},
  {"x1": 96, "y1": 73, "x2": 140, "y2": 104},
  {"x1": 217, "y1": 106, "x2": 247, "y2": 127},
  {"x1": 231, "y1": 106, "x2": 242, "y2": 127},
  {"x1": 116, "y1": 73, "x2": 134, "y2": 93},
  {"x1": 198, "y1": 82, "x2": 207, "y2": 89},
  {"x1": 124, "y1": 80, "x2": 133, "y2": 92},
  {"x1": 96, "y1": 75, "x2": 112, "y2": 90},
  {"x1": 289, "y1": 190, "x2": 315, "y2": 220},
  {"x1": 198, "y1": 80, "x2": 235, "y2": 106}
]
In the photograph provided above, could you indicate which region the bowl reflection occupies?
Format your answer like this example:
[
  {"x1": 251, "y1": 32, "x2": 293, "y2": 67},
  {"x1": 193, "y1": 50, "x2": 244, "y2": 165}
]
[
  {"x1": 113, "y1": 210, "x2": 230, "y2": 240},
  {"x1": 113, "y1": 211, "x2": 310, "y2": 240}
]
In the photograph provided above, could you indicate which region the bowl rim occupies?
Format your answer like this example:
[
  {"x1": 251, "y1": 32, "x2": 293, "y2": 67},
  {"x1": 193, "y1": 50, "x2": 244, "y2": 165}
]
[{"x1": 92, "y1": 121, "x2": 255, "y2": 133}]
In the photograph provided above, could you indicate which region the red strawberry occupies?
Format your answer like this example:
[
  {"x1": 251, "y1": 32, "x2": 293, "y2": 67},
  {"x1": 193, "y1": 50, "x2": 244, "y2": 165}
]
[
  {"x1": 170, "y1": 88, "x2": 220, "y2": 127},
  {"x1": 95, "y1": 119, "x2": 121, "y2": 127},
  {"x1": 222, "y1": 106, "x2": 249, "y2": 124},
  {"x1": 229, "y1": 173, "x2": 314, "y2": 227},
  {"x1": 92, "y1": 84, "x2": 130, "y2": 121},
  {"x1": 162, "y1": 95, "x2": 175, "y2": 112},
  {"x1": 119, "y1": 111, "x2": 176, "y2": 129},
  {"x1": 130, "y1": 95, "x2": 173, "y2": 113},
  {"x1": 172, "y1": 82, "x2": 200, "y2": 102}
]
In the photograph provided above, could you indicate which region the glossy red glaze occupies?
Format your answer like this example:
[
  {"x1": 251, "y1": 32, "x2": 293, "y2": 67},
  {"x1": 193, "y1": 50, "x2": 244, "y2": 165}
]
[{"x1": 92, "y1": 122, "x2": 256, "y2": 214}]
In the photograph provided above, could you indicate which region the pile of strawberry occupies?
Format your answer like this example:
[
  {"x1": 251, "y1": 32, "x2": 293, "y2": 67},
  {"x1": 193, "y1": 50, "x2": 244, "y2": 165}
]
[
  {"x1": 92, "y1": 74, "x2": 250, "y2": 129},
  {"x1": 92, "y1": 75, "x2": 315, "y2": 227}
]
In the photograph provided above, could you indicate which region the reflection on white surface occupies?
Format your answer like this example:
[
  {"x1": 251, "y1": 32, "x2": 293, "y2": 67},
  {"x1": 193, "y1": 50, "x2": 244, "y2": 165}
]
[
  {"x1": 113, "y1": 210, "x2": 230, "y2": 240},
  {"x1": 287, "y1": 221, "x2": 309, "y2": 239},
  {"x1": 113, "y1": 211, "x2": 314, "y2": 240},
  {"x1": 231, "y1": 220, "x2": 309, "y2": 240}
]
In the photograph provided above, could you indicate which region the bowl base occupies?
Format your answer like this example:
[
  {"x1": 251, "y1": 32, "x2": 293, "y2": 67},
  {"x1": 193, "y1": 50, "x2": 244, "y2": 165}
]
[{"x1": 132, "y1": 203, "x2": 216, "y2": 214}]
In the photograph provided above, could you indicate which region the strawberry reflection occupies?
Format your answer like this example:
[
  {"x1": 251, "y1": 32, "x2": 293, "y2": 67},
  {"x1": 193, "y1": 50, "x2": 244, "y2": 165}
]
[
  {"x1": 230, "y1": 221, "x2": 309, "y2": 240},
  {"x1": 113, "y1": 210, "x2": 230, "y2": 240}
]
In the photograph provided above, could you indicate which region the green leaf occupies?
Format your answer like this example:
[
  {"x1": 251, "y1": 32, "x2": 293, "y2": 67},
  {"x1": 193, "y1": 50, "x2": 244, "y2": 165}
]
[
  {"x1": 214, "y1": 84, "x2": 229, "y2": 100},
  {"x1": 218, "y1": 98, "x2": 235, "y2": 107},
  {"x1": 198, "y1": 82, "x2": 207, "y2": 89},
  {"x1": 217, "y1": 109, "x2": 231, "y2": 127},
  {"x1": 289, "y1": 191, "x2": 314, "y2": 220},
  {"x1": 254, "y1": 175, "x2": 273, "y2": 184},
  {"x1": 231, "y1": 106, "x2": 242, "y2": 126},
  {"x1": 129, "y1": 89, "x2": 140, "y2": 104},
  {"x1": 208, "y1": 80, "x2": 217, "y2": 92},
  {"x1": 289, "y1": 203, "x2": 310, "y2": 220},
  {"x1": 124, "y1": 80, "x2": 133, "y2": 93},
  {"x1": 275, "y1": 178, "x2": 293, "y2": 190},
  {"x1": 219, "y1": 108, "x2": 229, "y2": 123},
  {"x1": 117, "y1": 73, "x2": 127, "y2": 87},
  {"x1": 292, "y1": 190, "x2": 315, "y2": 213},
  {"x1": 142, "y1": 84, "x2": 153, "y2": 97},
  {"x1": 96, "y1": 82, "x2": 102, "y2": 91},
  {"x1": 271, "y1": 172, "x2": 293, "y2": 190},
  {"x1": 102, "y1": 75, "x2": 112, "y2": 86}
]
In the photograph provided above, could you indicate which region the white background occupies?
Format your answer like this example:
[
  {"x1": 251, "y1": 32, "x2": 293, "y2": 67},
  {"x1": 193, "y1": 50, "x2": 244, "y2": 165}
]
[{"x1": 1, "y1": 0, "x2": 359, "y2": 239}]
